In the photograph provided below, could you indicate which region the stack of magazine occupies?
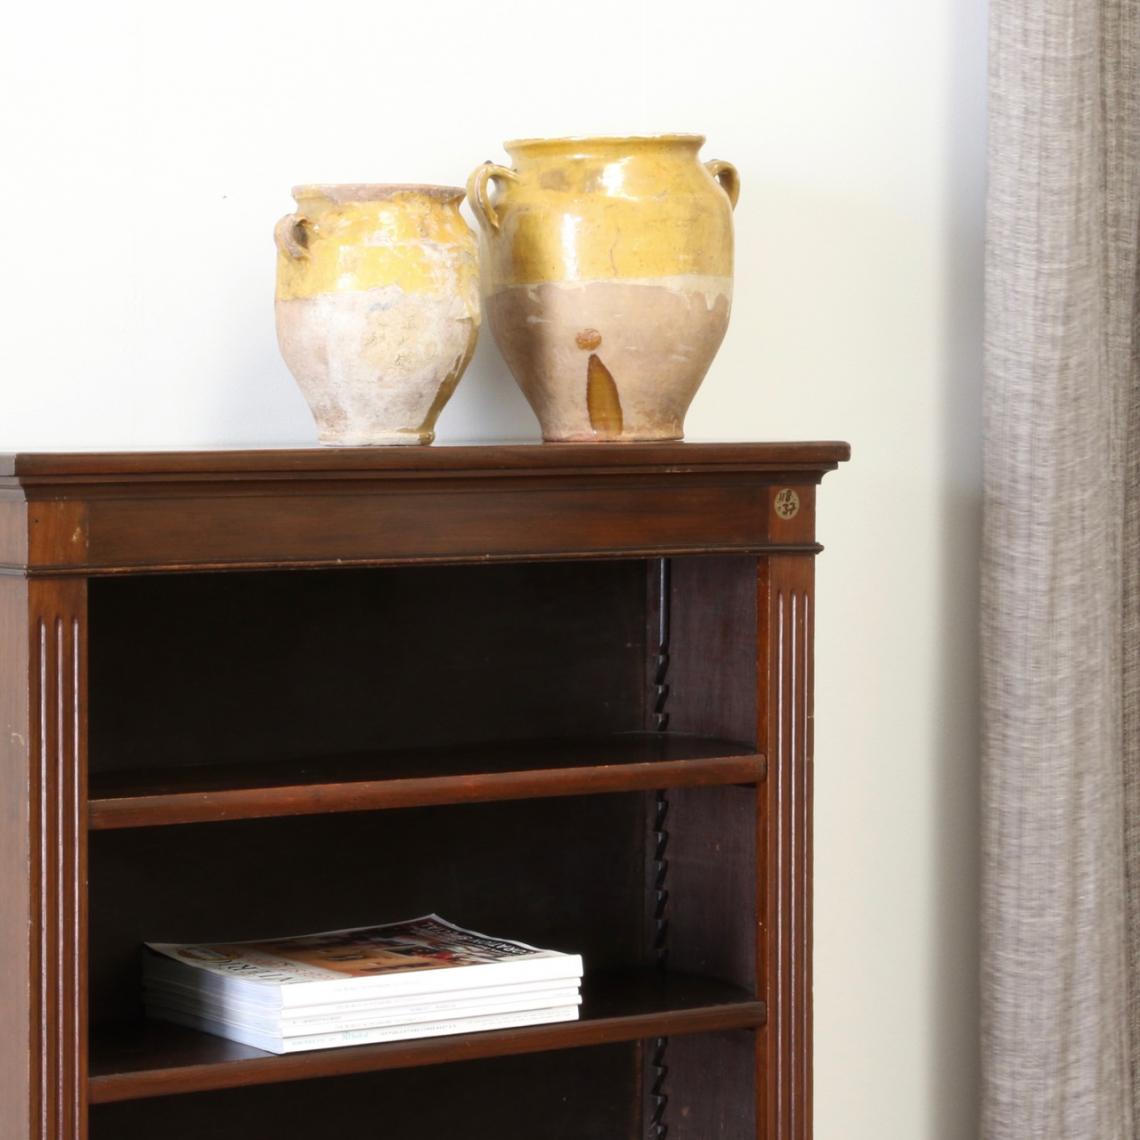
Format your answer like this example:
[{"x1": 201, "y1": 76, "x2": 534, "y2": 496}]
[{"x1": 143, "y1": 914, "x2": 584, "y2": 1055}]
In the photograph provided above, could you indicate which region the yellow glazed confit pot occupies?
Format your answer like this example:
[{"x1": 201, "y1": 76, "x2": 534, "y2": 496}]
[
  {"x1": 275, "y1": 184, "x2": 480, "y2": 446},
  {"x1": 467, "y1": 135, "x2": 739, "y2": 442}
]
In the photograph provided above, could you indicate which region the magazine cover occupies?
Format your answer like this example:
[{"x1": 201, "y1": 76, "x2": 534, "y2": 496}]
[{"x1": 145, "y1": 915, "x2": 582, "y2": 1002}]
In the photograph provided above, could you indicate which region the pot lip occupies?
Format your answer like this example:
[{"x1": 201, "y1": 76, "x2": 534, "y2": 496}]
[
  {"x1": 292, "y1": 183, "x2": 466, "y2": 204},
  {"x1": 504, "y1": 133, "x2": 706, "y2": 153}
]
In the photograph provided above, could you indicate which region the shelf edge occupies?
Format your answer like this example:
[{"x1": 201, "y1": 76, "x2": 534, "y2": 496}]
[
  {"x1": 88, "y1": 998, "x2": 766, "y2": 1104},
  {"x1": 88, "y1": 754, "x2": 766, "y2": 830}
]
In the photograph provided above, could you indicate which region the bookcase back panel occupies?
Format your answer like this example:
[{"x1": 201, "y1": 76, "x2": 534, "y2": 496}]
[
  {"x1": 90, "y1": 1043, "x2": 641, "y2": 1139},
  {"x1": 668, "y1": 555, "x2": 759, "y2": 743},
  {"x1": 88, "y1": 561, "x2": 651, "y2": 773},
  {"x1": 89, "y1": 794, "x2": 650, "y2": 1027},
  {"x1": 663, "y1": 1029, "x2": 758, "y2": 1138},
  {"x1": 666, "y1": 785, "x2": 759, "y2": 991}
]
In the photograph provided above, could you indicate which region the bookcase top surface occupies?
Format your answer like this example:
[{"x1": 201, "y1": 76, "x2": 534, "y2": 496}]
[
  {"x1": 0, "y1": 441, "x2": 849, "y2": 574},
  {"x1": 0, "y1": 440, "x2": 850, "y2": 482}
]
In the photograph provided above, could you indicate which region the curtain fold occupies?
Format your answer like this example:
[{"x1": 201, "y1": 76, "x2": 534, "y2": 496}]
[{"x1": 982, "y1": 0, "x2": 1140, "y2": 1136}]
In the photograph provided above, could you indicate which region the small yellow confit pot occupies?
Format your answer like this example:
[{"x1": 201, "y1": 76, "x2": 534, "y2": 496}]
[
  {"x1": 467, "y1": 136, "x2": 739, "y2": 442},
  {"x1": 274, "y1": 185, "x2": 480, "y2": 446}
]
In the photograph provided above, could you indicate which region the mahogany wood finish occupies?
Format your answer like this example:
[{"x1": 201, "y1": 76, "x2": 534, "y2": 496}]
[
  {"x1": 758, "y1": 557, "x2": 817, "y2": 1140},
  {"x1": 0, "y1": 576, "x2": 32, "y2": 1140},
  {"x1": 88, "y1": 736, "x2": 764, "y2": 830},
  {"x1": 0, "y1": 442, "x2": 842, "y2": 575},
  {"x1": 0, "y1": 442, "x2": 848, "y2": 1140},
  {"x1": 89, "y1": 970, "x2": 762, "y2": 1103},
  {"x1": 0, "y1": 577, "x2": 88, "y2": 1140}
]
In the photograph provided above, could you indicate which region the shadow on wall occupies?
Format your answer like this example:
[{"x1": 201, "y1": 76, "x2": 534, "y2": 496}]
[
  {"x1": 929, "y1": 0, "x2": 986, "y2": 1135},
  {"x1": 435, "y1": 328, "x2": 542, "y2": 443}
]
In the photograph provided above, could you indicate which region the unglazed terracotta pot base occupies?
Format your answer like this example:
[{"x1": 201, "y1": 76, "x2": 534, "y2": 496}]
[
  {"x1": 486, "y1": 276, "x2": 731, "y2": 442},
  {"x1": 276, "y1": 287, "x2": 477, "y2": 446}
]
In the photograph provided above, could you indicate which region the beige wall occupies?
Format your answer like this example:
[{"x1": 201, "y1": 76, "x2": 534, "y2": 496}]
[{"x1": 0, "y1": 2, "x2": 986, "y2": 1135}]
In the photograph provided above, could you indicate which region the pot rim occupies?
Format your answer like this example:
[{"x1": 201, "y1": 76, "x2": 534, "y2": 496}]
[
  {"x1": 504, "y1": 133, "x2": 706, "y2": 153},
  {"x1": 292, "y1": 183, "x2": 466, "y2": 204}
]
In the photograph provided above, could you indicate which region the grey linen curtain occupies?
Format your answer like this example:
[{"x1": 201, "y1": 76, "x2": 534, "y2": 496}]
[{"x1": 982, "y1": 0, "x2": 1140, "y2": 1136}]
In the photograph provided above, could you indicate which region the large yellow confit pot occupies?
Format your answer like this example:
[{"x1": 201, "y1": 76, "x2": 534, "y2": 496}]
[
  {"x1": 274, "y1": 185, "x2": 480, "y2": 446},
  {"x1": 468, "y1": 136, "x2": 739, "y2": 442}
]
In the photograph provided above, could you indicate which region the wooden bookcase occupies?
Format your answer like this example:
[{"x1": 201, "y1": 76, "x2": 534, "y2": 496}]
[{"x1": 0, "y1": 441, "x2": 848, "y2": 1139}]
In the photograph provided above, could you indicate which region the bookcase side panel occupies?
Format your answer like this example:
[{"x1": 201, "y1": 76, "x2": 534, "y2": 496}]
[
  {"x1": 0, "y1": 576, "x2": 89, "y2": 1140},
  {"x1": 28, "y1": 578, "x2": 88, "y2": 1140},
  {"x1": 757, "y1": 554, "x2": 815, "y2": 1140},
  {"x1": 0, "y1": 575, "x2": 32, "y2": 1140}
]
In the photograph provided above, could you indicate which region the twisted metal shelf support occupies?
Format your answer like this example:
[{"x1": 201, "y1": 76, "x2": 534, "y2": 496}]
[{"x1": 650, "y1": 557, "x2": 671, "y2": 1139}]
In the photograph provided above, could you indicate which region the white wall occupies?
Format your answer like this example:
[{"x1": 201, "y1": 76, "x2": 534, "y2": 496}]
[{"x1": 0, "y1": 2, "x2": 986, "y2": 1135}]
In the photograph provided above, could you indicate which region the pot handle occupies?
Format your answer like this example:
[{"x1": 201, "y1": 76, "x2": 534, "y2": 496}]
[
  {"x1": 467, "y1": 162, "x2": 518, "y2": 232},
  {"x1": 274, "y1": 213, "x2": 310, "y2": 260},
  {"x1": 705, "y1": 160, "x2": 740, "y2": 210}
]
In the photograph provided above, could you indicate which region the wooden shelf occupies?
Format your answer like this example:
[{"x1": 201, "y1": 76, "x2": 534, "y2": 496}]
[
  {"x1": 88, "y1": 733, "x2": 764, "y2": 829},
  {"x1": 88, "y1": 970, "x2": 765, "y2": 1104}
]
